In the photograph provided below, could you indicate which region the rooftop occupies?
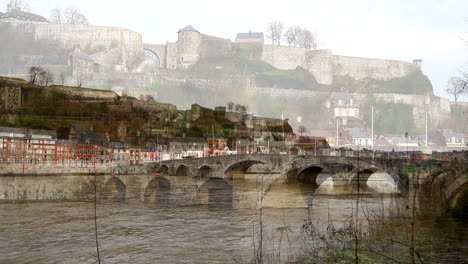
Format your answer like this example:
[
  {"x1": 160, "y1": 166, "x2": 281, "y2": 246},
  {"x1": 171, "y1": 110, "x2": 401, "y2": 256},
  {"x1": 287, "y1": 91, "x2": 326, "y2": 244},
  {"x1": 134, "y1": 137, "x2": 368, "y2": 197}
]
[
  {"x1": 169, "y1": 137, "x2": 207, "y2": 143},
  {"x1": 0, "y1": 8, "x2": 48, "y2": 22},
  {"x1": 178, "y1": 25, "x2": 199, "y2": 33},
  {"x1": 344, "y1": 128, "x2": 371, "y2": 138}
]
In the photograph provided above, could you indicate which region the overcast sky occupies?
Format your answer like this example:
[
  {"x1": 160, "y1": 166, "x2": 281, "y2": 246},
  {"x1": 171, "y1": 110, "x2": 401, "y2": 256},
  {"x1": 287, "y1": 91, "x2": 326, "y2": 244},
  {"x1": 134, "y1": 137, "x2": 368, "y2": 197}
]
[{"x1": 1, "y1": 0, "x2": 467, "y2": 101}]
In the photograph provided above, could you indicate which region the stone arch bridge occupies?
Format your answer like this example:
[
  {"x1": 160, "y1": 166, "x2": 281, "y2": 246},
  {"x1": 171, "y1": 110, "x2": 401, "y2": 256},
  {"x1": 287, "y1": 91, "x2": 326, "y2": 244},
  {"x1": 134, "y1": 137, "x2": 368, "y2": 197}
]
[
  {"x1": 146, "y1": 154, "x2": 466, "y2": 210},
  {"x1": 154, "y1": 154, "x2": 410, "y2": 189}
]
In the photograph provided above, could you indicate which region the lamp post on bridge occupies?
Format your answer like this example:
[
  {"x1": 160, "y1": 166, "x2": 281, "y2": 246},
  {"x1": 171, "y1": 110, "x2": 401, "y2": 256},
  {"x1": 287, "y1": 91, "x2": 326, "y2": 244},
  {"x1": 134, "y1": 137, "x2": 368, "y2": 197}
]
[{"x1": 405, "y1": 131, "x2": 409, "y2": 161}]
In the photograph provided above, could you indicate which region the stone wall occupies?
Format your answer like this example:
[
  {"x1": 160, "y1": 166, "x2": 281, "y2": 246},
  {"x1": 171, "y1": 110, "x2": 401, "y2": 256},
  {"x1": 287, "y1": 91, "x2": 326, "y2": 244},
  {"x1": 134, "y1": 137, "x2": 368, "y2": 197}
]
[
  {"x1": 373, "y1": 93, "x2": 451, "y2": 126},
  {"x1": 306, "y1": 49, "x2": 334, "y2": 84},
  {"x1": 331, "y1": 55, "x2": 420, "y2": 81},
  {"x1": 259, "y1": 47, "x2": 422, "y2": 85},
  {"x1": 165, "y1": 42, "x2": 178, "y2": 70},
  {"x1": 49, "y1": 86, "x2": 118, "y2": 101},
  {"x1": 262, "y1": 45, "x2": 306, "y2": 70},
  {"x1": 5, "y1": 21, "x2": 143, "y2": 55},
  {"x1": 178, "y1": 30, "x2": 201, "y2": 69},
  {"x1": 143, "y1": 43, "x2": 166, "y2": 68},
  {"x1": 250, "y1": 86, "x2": 451, "y2": 127},
  {"x1": 199, "y1": 34, "x2": 232, "y2": 59}
]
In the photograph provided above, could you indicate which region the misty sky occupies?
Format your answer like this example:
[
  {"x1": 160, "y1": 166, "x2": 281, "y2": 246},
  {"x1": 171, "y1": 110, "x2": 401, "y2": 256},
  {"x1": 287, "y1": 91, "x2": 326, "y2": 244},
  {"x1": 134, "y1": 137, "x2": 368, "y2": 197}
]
[{"x1": 1, "y1": 0, "x2": 467, "y2": 101}]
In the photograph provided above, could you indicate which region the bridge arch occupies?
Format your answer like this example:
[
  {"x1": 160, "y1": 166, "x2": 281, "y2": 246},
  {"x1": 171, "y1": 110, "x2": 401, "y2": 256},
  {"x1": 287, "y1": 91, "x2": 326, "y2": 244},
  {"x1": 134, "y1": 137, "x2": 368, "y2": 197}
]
[
  {"x1": 175, "y1": 165, "x2": 188, "y2": 176},
  {"x1": 159, "y1": 164, "x2": 169, "y2": 175},
  {"x1": 143, "y1": 48, "x2": 161, "y2": 67},
  {"x1": 351, "y1": 165, "x2": 402, "y2": 193},
  {"x1": 296, "y1": 165, "x2": 328, "y2": 184},
  {"x1": 224, "y1": 159, "x2": 267, "y2": 177},
  {"x1": 144, "y1": 177, "x2": 171, "y2": 205},
  {"x1": 445, "y1": 174, "x2": 468, "y2": 211},
  {"x1": 196, "y1": 177, "x2": 233, "y2": 208},
  {"x1": 198, "y1": 165, "x2": 213, "y2": 178},
  {"x1": 101, "y1": 177, "x2": 126, "y2": 201}
]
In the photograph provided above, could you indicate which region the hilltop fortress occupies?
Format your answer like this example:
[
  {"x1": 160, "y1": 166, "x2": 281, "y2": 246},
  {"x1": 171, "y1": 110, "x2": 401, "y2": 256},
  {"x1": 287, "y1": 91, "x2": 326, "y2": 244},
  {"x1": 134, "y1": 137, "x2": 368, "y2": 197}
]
[
  {"x1": 144, "y1": 25, "x2": 423, "y2": 86},
  {"x1": 0, "y1": 6, "x2": 451, "y2": 130},
  {"x1": 0, "y1": 5, "x2": 423, "y2": 86}
]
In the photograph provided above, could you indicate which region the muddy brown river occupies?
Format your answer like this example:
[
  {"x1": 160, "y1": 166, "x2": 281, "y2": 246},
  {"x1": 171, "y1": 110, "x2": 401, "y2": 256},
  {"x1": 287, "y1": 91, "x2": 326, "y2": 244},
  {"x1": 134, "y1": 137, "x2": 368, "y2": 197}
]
[{"x1": 0, "y1": 174, "x2": 466, "y2": 264}]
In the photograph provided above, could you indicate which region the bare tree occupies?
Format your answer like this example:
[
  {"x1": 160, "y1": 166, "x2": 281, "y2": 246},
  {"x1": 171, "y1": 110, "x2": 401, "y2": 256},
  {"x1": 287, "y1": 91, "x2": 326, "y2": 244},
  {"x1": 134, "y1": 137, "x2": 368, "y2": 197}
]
[
  {"x1": 8, "y1": 0, "x2": 31, "y2": 12},
  {"x1": 227, "y1": 101, "x2": 234, "y2": 112},
  {"x1": 44, "y1": 71, "x2": 54, "y2": 86},
  {"x1": 65, "y1": 7, "x2": 88, "y2": 25},
  {"x1": 446, "y1": 74, "x2": 468, "y2": 104},
  {"x1": 298, "y1": 125, "x2": 307, "y2": 136},
  {"x1": 49, "y1": 8, "x2": 63, "y2": 24},
  {"x1": 266, "y1": 21, "x2": 284, "y2": 45},
  {"x1": 297, "y1": 29, "x2": 317, "y2": 51},
  {"x1": 235, "y1": 104, "x2": 242, "y2": 113},
  {"x1": 145, "y1": 95, "x2": 156, "y2": 102},
  {"x1": 283, "y1": 27, "x2": 298, "y2": 46},
  {"x1": 77, "y1": 75, "x2": 83, "y2": 87},
  {"x1": 29, "y1": 66, "x2": 46, "y2": 85},
  {"x1": 240, "y1": 105, "x2": 247, "y2": 113},
  {"x1": 60, "y1": 72, "x2": 66, "y2": 85}
]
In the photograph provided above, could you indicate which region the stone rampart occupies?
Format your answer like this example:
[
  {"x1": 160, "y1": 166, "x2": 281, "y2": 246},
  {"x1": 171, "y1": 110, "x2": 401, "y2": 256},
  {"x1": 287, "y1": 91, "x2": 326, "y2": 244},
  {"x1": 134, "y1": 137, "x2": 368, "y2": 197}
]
[
  {"x1": 199, "y1": 34, "x2": 232, "y2": 58},
  {"x1": 260, "y1": 47, "x2": 422, "y2": 85},
  {"x1": 331, "y1": 55, "x2": 420, "y2": 81},
  {"x1": 262, "y1": 45, "x2": 306, "y2": 70},
  {"x1": 48, "y1": 85, "x2": 118, "y2": 101},
  {"x1": 373, "y1": 93, "x2": 451, "y2": 126},
  {"x1": 251, "y1": 86, "x2": 451, "y2": 126},
  {"x1": 3, "y1": 21, "x2": 143, "y2": 55}
]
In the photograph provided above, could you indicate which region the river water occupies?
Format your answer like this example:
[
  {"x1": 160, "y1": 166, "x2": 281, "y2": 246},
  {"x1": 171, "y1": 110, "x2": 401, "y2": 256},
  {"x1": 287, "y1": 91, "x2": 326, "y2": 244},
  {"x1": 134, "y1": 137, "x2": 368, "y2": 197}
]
[{"x1": 1, "y1": 174, "x2": 467, "y2": 264}]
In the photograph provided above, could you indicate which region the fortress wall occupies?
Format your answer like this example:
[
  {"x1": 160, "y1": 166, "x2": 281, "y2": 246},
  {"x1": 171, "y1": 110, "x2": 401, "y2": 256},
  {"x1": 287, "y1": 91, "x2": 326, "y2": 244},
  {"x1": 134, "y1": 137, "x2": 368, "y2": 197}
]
[
  {"x1": 48, "y1": 86, "x2": 118, "y2": 101},
  {"x1": 177, "y1": 30, "x2": 201, "y2": 69},
  {"x1": 373, "y1": 93, "x2": 451, "y2": 126},
  {"x1": 143, "y1": 43, "x2": 167, "y2": 68},
  {"x1": 199, "y1": 34, "x2": 232, "y2": 58},
  {"x1": 251, "y1": 87, "x2": 451, "y2": 127},
  {"x1": 306, "y1": 50, "x2": 334, "y2": 85},
  {"x1": 166, "y1": 43, "x2": 178, "y2": 70},
  {"x1": 8, "y1": 21, "x2": 143, "y2": 54},
  {"x1": 261, "y1": 45, "x2": 306, "y2": 70},
  {"x1": 260, "y1": 48, "x2": 422, "y2": 85},
  {"x1": 331, "y1": 55, "x2": 420, "y2": 81}
]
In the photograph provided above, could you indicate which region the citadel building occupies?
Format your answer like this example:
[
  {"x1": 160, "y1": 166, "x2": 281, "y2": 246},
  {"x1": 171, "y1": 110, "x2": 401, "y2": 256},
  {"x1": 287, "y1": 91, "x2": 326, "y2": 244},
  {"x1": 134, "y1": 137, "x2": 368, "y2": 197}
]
[
  {"x1": 1, "y1": 4, "x2": 423, "y2": 87},
  {"x1": 0, "y1": 5, "x2": 452, "y2": 130}
]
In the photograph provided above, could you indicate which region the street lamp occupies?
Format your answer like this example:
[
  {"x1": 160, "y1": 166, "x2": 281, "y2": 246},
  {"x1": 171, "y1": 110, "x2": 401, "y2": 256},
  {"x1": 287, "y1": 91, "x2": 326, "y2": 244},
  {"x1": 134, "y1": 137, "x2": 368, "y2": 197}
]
[
  {"x1": 425, "y1": 95, "x2": 430, "y2": 149},
  {"x1": 405, "y1": 131, "x2": 409, "y2": 160}
]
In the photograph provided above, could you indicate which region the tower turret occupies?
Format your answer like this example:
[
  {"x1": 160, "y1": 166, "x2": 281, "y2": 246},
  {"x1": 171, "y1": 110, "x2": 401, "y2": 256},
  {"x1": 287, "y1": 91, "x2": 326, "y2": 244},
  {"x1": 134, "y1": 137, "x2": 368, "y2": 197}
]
[
  {"x1": 413, "y1": 59, "x2": 423, "y2": 71},
  {"x1": 177, "y1": 25, "x2": 201, "y2": 69}
]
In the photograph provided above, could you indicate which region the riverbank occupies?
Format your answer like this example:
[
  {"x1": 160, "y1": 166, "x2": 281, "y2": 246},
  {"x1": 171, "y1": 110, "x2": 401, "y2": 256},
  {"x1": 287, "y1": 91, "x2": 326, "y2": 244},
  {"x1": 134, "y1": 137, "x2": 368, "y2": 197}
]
[{"x1": 0, "y1": 164, "x2": 150, "y2": 176}]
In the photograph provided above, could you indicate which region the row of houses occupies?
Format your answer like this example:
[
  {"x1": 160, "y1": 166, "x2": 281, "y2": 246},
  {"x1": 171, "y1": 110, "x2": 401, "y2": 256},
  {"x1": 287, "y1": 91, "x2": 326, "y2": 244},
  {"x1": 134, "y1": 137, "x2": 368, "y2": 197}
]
[
  {"x1": 311, "y1": 127, "x2": 466, "y2": 150},
  {"x1": 0, "y1": 124, "x2": 333, "y2": 166}
]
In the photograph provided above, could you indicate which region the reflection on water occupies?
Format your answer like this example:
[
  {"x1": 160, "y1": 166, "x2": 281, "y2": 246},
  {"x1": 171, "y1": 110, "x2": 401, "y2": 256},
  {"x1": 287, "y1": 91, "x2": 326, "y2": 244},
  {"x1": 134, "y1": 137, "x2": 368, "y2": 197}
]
[{"x1": 0, "y1": 174, "x2": 466, "y2": 264}]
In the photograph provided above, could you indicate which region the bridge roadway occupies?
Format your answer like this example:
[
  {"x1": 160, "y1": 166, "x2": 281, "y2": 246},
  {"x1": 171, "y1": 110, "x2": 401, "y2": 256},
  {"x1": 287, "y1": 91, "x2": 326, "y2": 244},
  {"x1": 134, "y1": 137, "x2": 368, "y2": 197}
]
[
  {"x1": 146, "y1": 153, "x2": 467, "y2": 209},
  {"x1": 151, "y1": 154, "x2": 414, "y2": 187},
  {"x1": 2, "y1": 153, "x2": 464, "y2": 211}
]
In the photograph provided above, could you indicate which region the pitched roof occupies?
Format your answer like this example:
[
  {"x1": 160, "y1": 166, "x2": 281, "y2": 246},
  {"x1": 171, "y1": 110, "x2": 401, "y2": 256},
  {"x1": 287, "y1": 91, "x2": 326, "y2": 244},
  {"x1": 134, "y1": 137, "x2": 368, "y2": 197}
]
[
  {"x1": 1, "y1": 8, "x2": 48, "y2": 22},
  {"x1": 344, "y1": 128, "x2": 371, "y2": 138},
  {"x1": 236, "y1": 32, "x2": 264, "y2": 40},
  {"x1": 31, "y1": 129, "x2": 57, "y2": 139},
  {"x1": 0, "y1": 126, "x2": 26, "y2": 134},
  {"x1": 169, "y1": 137, "x2": 207, "y2": 143},
  {"x1": 0, "y1": 127, "x2": 56, "y2": 139},
  {"x1": 178, "y1": 25, "x2": 199, "y2": 33}
]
